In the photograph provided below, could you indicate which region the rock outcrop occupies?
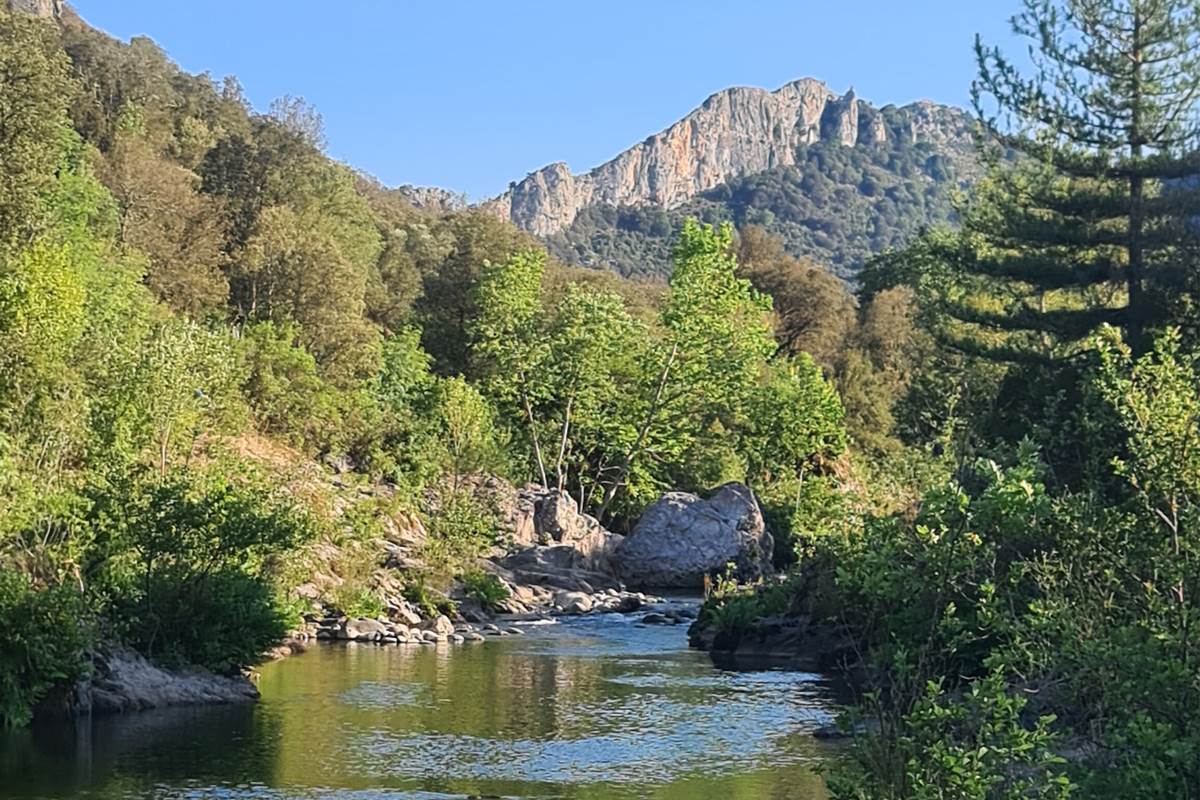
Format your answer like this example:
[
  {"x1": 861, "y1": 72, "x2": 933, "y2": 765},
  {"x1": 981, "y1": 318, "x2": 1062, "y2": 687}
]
[
  {"x1": 36, "y1": 647, "x2": 258, "y2": 719},
  {"x1": 616, "y1": 483, "x2": 774, "y2": 589},
  {"x1": 482, "y1": 79, "x2": 973, "y2": 236},
  {"x1": 501, "y1": 484, "x2": 624, "y2": 576},
  {"x1": 6, "y1": 0, "x2": 62, "y2": 18}
]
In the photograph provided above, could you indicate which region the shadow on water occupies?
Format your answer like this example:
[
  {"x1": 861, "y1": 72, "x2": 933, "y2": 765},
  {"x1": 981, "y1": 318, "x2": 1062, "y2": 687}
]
[{"x1": 0, "y1": 609, "x2": 842, "y2": 800}]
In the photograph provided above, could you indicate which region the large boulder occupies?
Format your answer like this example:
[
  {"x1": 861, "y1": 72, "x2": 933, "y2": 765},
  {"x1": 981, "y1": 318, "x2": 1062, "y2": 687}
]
[
  {"x1": 499, "y1": 484, "x2": 624, "y2": 576},
  {"x1": 616, "y1": 483, "x2": 774, "y2": 588},
  {"x1": 35, "y1": 647, "x2": 259, "y2": 719}
]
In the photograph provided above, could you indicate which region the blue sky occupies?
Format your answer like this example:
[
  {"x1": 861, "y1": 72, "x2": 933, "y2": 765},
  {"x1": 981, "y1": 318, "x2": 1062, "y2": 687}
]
[{"x1": 73, "y1": 1, "x2": 1022, "y2": 200}]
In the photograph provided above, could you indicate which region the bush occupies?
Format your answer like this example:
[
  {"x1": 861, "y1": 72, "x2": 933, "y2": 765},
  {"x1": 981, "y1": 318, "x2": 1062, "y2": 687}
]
[
  {"x1": 698, "y1": 568, "x2": 796, "y2": 636},
  {"x1": 422, "y1": 489, "x2": 498, "y2": 573},
  {"x1": 92, "y1": 469, "x2": 313, "y2": 672},
  {"x1": 0, "y1": 570, "x2": 92, "y2": 728},
  {"x1": 328, "y1": 583, "x2": 384, "y2": 619},
  {"x1": 828, "y1": 672, "x2": 1073, "y2": 800},
  {"x1": 460, "y1": 569, "x2": 509, "y2": 612},
  {"x1": 402, "y1": 575, "x2": 456, "y2": 619}
]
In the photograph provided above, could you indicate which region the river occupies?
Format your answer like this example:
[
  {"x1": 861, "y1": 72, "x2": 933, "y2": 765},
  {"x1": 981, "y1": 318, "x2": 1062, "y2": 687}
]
[{"x1": 1, "y1": 603, "x2": 841, "y2": 799}]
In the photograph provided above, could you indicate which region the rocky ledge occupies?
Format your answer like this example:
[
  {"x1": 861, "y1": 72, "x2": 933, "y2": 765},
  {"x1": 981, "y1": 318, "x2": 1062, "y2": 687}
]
[
  {"x1": 297, "y1": 591, "x2": 697, "y2": 648},
  {"x1": 36, "y1": 647, "x2": 258, "y2": 719}
]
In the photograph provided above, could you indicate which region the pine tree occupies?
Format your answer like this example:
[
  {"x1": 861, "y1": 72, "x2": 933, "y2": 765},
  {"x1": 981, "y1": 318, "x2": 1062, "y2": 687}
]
[{"x1": 955, "y1": 0, "x2": 1200, "y2": 359}]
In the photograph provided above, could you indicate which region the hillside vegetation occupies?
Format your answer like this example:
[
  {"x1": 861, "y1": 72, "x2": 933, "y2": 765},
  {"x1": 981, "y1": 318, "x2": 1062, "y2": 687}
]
[
  {"x1": 1, "y1": 7, "x2": 898, "y2": 727},
  {"x1": 548, "y1": 136, "x2": 968, "y2": 281}
]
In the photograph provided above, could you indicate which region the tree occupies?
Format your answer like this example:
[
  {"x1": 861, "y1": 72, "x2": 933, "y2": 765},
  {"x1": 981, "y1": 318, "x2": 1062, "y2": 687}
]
[
  {"x1": 470, "y1": 248, "x2": 551, "y2": 485},
  {"x1": 415, "y1": 212, "x2": 534, "y2": 375},
  {"x1": 961, "y1": 0, "x2": 1200, "y2": 359},
  {"x1": 745, "y1": 355, "x2": 847, "y2": 489},
  {"x1": 436, "y1": 377, "x2": 499, "y2": 491},
  {"x1": 595, "y1": 220, "x2": 775, "y2": 518},
  {"x1": 103, "y1": 120, "x2": 228, "y2": 317},
  {"x1": 736, "y1": 225, "x2": 857, "y2": 369},
  {"x1": 543, "y1": 284, "x2": 644, "y2": 498},
  {"x1": 0, "y1": 9, "x2": 74, "y2": 249}
]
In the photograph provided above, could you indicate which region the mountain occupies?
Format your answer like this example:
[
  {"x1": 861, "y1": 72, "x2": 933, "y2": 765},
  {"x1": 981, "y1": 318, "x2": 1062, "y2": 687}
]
[{"x1": 482, "y1": 79, "x2": 977, "y2": 280}]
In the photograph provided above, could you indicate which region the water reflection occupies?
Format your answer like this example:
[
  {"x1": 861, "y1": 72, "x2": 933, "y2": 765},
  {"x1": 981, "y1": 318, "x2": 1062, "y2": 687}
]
[{"x1": 1, "y1": 612, "x2": 839, "y2": 799}]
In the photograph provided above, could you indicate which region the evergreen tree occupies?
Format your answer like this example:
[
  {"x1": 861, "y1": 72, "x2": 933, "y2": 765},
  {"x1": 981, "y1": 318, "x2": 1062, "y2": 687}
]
[{"x1": 957, "y1": 0, "x2": 1200, "y2": 359}]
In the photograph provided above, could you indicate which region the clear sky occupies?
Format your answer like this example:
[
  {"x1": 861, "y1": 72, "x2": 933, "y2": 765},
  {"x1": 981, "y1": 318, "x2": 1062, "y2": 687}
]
[{"x1": 71, "y1": 1, "x2": 1023, "y2": 201}]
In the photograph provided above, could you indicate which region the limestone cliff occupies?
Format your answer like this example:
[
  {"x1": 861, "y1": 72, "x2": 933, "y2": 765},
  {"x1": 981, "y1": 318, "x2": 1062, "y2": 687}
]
[
  {"x1": 6, "y1": 0, "x2": 62, "y2": 18},
  {"x1": 483, "y1": 79, "x2": 973, "y2": 237}
]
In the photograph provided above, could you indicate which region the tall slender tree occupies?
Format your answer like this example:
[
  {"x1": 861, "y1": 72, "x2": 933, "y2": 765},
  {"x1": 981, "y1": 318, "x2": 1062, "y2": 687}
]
[{"x1": 956, "y1": 0, "x2": 1200, "y2": 359}]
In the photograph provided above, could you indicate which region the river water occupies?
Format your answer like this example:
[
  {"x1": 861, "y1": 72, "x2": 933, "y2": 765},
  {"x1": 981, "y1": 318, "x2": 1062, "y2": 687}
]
[{"x1": 2, "y1": 606, "x2": 840, "y2": 799}]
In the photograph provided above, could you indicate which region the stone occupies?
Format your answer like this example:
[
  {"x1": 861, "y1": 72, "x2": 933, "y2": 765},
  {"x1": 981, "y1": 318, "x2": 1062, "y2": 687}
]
[
  {"x1": 421, "y1": 630, "x2": 440, "y2": 643},
  {"x1": 6, "y1": 0, "x2": 62, "y2": 18},
  {"x1": 613, "y1": 595, "x2": 643, "y2": 613},
  {"x1": 641, "y1": 613, "x2": 674, "y2": 625},
  {"x1": 392, "y1": 602, "x2": 422, "y2": 628},
  {"x1": 342, "y1": 618, "x2": 389, "y2": 641},
  {"x1": 430, "y1": 615, "x2": 454, "y2": 637},
  {"x1": 555, "y1": 591, "x2": 593, "y2": 615},
  {"x1": 38, "y1": 647, "x2": 258, "y2": 719},
  {"x1": 616, "y1": 483, "x2": 774, "y2": 589}
]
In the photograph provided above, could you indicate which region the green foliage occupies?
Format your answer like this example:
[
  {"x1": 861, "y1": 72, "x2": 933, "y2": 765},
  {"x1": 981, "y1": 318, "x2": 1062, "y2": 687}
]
[
  {"x1": 744, "y1": 355, "x2": 847, "y2": 485},
  {"x1": 93, "y1": 469, "x2": 314, "y2": 673},
  {"x1": 422, "y1": 489, "x2": 499, "y2": 575},
  {"x1": 0, "y1": 9, "x2": 76, "y2": 250},
  {"x1": 328, "y1": 584, "x2": 385, "y2": 619},
  {"x1": 595, "y1": 220, "x2": 777, "y2": 519},
  {"x1": 238, "y1": 319, "x2": 336, "y2": 446},
  {"x1": 460, "y1": 570, "x2": 509, "y2": 612},
  {"x1": 0, "y1": 570, "x2": 92, "y2": 729},
  {"x1": 829, "y1": 673, "x2": 1072, "y2": 800},
  {"x1": 402, "y1": 576, "x2": 456, "y2": 620},
  {"x1": 546, "y1": 137, "x2": 967, "y2": 281},
  {"x1": 698, "y1": 570, "x2": 796, "y2": 636}
]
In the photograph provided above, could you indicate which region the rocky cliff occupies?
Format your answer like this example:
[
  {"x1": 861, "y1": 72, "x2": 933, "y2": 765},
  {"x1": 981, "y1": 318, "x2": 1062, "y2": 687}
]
[
  {"x1": 483, "y1": 79, "x2": 974, "y2": 237},
  {"x1": 6, "y1": 0, "x2": 62, "y2": 18}
]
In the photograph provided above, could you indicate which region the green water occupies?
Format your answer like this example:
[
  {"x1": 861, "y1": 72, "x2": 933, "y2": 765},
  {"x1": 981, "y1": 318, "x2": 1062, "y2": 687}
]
[{"x1": 1, "y1": 608, "x2": 840, "y2": 799}]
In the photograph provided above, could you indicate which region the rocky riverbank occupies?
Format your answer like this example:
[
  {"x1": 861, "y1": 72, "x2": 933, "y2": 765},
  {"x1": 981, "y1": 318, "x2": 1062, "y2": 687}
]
[
  {"x1": 39, "y1": 477, "x2": 772, "y2": 721},
  {"x1": 289, "y1": 591, "x2": 698, "y2": 650},
  {"x1": 34, "y1": 647, "x2": 259, "y2": 720},
  {"x1": 284, "y1": 478, "x2": 768, "y2": 657}
]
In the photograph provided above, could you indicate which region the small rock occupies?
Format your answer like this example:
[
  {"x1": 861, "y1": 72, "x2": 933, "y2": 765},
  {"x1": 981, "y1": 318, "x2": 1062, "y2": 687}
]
[
  {"x1": 342, "y1": 618, "x2": 389, "y2": 641},
  {"x1": 555, "y1": 591, "x2": 594, "y2": 614},
  {"x1": 430, "y1": 615, "x2": 455, "y2": 637},
  {"x1": 641, "y1": 613, "x2": 674, "y2": 625},
  {"x1": 393, "y1": 603, "x2": 422, "y2": 627}
]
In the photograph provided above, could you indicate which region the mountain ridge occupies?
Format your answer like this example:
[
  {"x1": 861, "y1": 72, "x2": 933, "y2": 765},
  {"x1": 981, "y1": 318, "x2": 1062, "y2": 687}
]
[{"x1": 479, "y1": 78, "x2": 976, "y2": 239}]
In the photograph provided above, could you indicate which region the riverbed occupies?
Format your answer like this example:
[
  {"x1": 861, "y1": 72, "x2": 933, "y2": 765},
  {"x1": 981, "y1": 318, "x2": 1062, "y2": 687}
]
[{"x1": 1, "y1": 605, "x2": 841, "y2": 799}]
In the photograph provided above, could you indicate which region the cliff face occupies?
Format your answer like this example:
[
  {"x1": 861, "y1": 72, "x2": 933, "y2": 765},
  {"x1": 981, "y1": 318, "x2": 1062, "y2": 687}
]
[
  {"x1": 6, "y1": 0, "x2": 62, "y2": 18},
  {"x1": 483, "y1": 79, "x2": 973, "y2": 237}
]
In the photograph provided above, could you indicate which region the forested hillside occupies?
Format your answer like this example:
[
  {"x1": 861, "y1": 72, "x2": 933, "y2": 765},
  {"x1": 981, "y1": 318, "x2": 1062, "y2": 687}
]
[
  {"x1": 7, "y1": 2, "x2": 1200, "y2": 798},
  {"x1": 546, "y1": 135, "x2": 969, "y2": 280},
  {"x1": 1, "y1": 4, "x2": 887, "y2": 727}
]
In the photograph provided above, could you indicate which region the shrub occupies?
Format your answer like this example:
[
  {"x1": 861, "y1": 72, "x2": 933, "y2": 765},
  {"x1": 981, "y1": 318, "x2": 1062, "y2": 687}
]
[
  {"x1": 92, "y1": 469, "x2": 313, "y2": 672},
  {"x1": 828, "y1": 672, "x2": 1073, "y2": 800},
  {"x1": 460, "y1": 569, "x2": 509, "y2": 612},
  {"x1": 0, "y1": 570, "x2": 92, "y2": 728},
  {"x1": 402, "y1": 575, "x2": 456, "y2": 619},
  {"x1": 422, "y1": 489, "x2": 498, "y2": 574}
]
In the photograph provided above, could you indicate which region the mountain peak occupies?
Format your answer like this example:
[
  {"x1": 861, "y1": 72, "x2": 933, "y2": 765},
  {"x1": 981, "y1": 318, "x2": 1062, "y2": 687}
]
[{"x1": 483, "y1": 78, "x2": 970, "y2": 237}]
